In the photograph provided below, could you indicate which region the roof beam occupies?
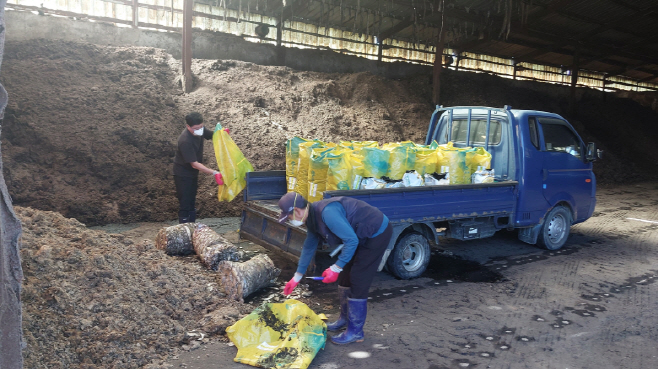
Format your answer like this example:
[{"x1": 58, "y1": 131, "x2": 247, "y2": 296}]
[{"x1": 378, "y1": 19, "x2": 413, "y2": 40}]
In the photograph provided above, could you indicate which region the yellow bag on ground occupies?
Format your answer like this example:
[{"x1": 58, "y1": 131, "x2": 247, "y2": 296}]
[
  {"x1": 294, "y1": 141, "x2": 323, "y2": 198},
  {"x1": 213, "y1": 128, "x2": 254, "y2": 202},
  {"x1": 326, "y1": 148, "x2": 353, "y2": 191},
  {"x1": 286, "y1": 137, "x2": 311, "y2": 192},
  {"x1": 360, "y1": 147, "x2": 390, "y2": 178},
  {"x1": 383, "y1": 143, "x2": 416, "y2": 180},
  {"x1": 226, "y1": 299, "x2": 326, "y2": 369},
  {"x1": 465, "y1": 147, "x2": 492, "y2": 173},
  {"x1": 308, "y1": 147, "x2": 335, "y2": 203}
]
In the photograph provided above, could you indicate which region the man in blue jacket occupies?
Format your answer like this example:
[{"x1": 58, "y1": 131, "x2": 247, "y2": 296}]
[{"x1": 278, "y1": 191, "x2": 392, "y2": 345}]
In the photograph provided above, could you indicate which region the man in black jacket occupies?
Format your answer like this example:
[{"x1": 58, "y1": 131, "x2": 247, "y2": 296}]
[{"x1": 172, "y1": 112, "x2": 224, "y2": 223}]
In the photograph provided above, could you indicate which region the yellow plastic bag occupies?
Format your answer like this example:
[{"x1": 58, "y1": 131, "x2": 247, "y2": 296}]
[
  {"x1": 438, "y1": 142, "x2": 475, "y2": 184},
  {"x1": 226, "y1": 299, "x2": 327, "y2": 369},
  {"x1": 326, "y1": 148, "x2": 353, "y2": 191},
  {"x1": 213, "y1": 129, "x2": 254, "y2": 202},
  {"x1": 414, "y1": 147, "x2": 438, "y2": 175},
  {"x1": 294, "y1": 141, "x2": 323, "y2": 198},
  {"x1": 286, "y1": 137, "x2": 311, "y2": 192},
  {"x1": 360, "y1": 147, "x2": 390, "y2": 178},
  {"x1": 383, "y1": 143, "x2": 416, "y2": 180},
  {"x1": 465, "y1": 147, "x2": 492, "y2": 173},
  {"x1": 307, "y1": 147, "x2": 335, "y2": 203}
]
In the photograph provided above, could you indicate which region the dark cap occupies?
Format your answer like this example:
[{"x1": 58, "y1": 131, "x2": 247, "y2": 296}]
[{"x1": 278, "y1": 192, "x2": 308, "y2": 223}]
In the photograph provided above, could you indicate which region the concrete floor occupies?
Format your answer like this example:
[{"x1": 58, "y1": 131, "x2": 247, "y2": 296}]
[{"x1": 168, "y1": 182, "x2": 658, "y2": 369}]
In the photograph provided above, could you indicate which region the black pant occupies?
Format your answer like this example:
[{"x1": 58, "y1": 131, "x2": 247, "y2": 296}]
[
  {"x1": 337, "y1": 223, "x2": 393, "y2": 299},
  {"x1": 174, "y1": 175, "x2": 198, "y2": 223}
]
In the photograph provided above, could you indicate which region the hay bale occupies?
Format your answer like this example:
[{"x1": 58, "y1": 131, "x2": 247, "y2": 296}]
[
  {"x1": 218, "y1": 254, "x2": 281, "y2": 302},
  {"x1": 192, "y1": 224, "x2": 240, "y2": 270},
  {"x1": 154, "y1": 223, "x2": 197, "y2": 256}
]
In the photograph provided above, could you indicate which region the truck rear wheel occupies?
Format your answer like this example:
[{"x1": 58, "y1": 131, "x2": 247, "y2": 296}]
[
  {"x1": 386, "y1": 232, "x2": 430, "y2": 280},
  {"x1": 537, "y1": 206, "x2": 572, "y2": 250}
]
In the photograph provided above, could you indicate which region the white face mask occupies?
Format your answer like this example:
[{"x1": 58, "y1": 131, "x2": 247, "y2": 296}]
[
  {"x1": 289, "y1": 205, "x2": 307, "y2": 227},
  {"x1": 290, "y1": 219, "x2": 304, "y2": 227},
  {"x1": 192, "y1": 127, "x2": 204, "y2": 136}
]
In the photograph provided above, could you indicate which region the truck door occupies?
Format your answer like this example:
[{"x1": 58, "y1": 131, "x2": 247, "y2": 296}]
[{"x1": 536, "y1": 117, "x2": 594, "y2": 222}]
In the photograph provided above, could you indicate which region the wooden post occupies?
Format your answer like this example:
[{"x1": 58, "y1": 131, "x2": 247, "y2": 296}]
[
  {"x1": 432, "y1": 28, "x2": 446, "y2": 106},
  {"x1": 132, "y1": 0, "x2": 139, "y2": 27},
  {"x1": 569, "y1": 47, "x2": 580, "y2": 116},
  {"x1": 276, "y1": 18, "x2": 285, "y2": 66},
  {"x1": 182, "y1": 0, "x2": 193, "y2": 93}
]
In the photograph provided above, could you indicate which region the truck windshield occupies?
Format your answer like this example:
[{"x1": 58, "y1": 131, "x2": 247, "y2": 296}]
[{"x1": 448, "y1": 119, "x2": 502, "y2": 145}]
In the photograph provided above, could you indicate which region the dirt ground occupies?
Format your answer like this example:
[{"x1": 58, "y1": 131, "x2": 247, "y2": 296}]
[
  {"x1": 2, "y1": 39, "x2": 657, "y2": 226},
  {"x1": 4, "y1": 38, "x2": 658, "y2": 369}
]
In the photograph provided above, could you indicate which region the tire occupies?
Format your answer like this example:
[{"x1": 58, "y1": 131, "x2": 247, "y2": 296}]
[
  {"x1": 537, "y1": 206, "x2": 572, "y2": 250},
  {"x1": 386, "y1": 232, "x2": 431, "y2": 280}
]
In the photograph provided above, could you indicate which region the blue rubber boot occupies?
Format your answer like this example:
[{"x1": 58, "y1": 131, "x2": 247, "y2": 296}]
[
  {"x1": 330, "y1": 298, "x2": 367, "y2": 344},
  {"x1": 326, "y1": 286, "x2": 351, "y2": 331}
]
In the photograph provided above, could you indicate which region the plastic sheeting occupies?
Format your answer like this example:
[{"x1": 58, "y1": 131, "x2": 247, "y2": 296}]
[
  {"x1": 213, "y1": 126, "x2": 254, "y2": 202},
  {"x1": 226, "y1": 299, "x2": 326, "y2": 369}
]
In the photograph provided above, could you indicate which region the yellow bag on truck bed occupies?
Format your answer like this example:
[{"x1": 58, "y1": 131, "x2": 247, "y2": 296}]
[
  {"x1": 326, "y1": 148, "x2": 353, "y2": 191},
  {"x1": 383, "y1": 143, "x2": 416, "y2": 180},
  {"x1": 438, "y1": 142, "x2": 474, "y2": 185},
  {"x1": 286, "y1": 137, "x2": 311, "y2": 192},
  {"x1": 360, "y1": 147, "x2": 390, "y2": 178},
  {"x1": 414, "y1": 147, "x2": 438, "y2": 176},
  {"x1": 465, "y1": 147, "x2": 492, "y2": 173},
  {"x1": 294, "y1": 141, "x2": 323, "y2": 198},
  {"x1": 226, "y1": 299, "x2": 326, "y2": 369},
  {"x1": 213, "y1": 127, "x2": 254, "y2": 202},
  {"x1": 308, "y1": 147, "x2": 335, "y2": 203}
]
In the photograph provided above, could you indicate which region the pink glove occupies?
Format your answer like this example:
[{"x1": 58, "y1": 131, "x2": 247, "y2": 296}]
[
  {"x1": 214, "y1": 172, "x2": 224, "y2": 186},
  {"x1": 223, "y1": 128, "x2": 230, "y2": 134},
  {"x1": 283, "y1": 278, "x2": 299, "y2": 296},
  {"x1": 321, "y1": 265, "x2": 341, "y2": 284}
]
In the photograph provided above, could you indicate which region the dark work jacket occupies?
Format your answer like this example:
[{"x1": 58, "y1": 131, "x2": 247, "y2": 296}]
[{"x1": 307, "y1": 197, "x2": 384, "y2": 247}]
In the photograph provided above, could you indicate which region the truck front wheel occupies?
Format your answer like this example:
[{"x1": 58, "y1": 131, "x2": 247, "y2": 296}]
[
  {"x1": 386, "y1": 232, "x2": 430, "y2": 280},
  {"x1": 537, "y1": 206, "x2": 572, "y2": 250}
]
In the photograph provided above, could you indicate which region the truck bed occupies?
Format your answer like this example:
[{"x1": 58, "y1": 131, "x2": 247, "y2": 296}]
[{"x1": 240, "y1": 170, "x2": 518, "y2": 259}]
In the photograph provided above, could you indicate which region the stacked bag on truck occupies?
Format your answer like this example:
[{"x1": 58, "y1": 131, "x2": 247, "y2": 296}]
[{"x1": 284, "y1": 136, "x2": 493, "y2": 203}]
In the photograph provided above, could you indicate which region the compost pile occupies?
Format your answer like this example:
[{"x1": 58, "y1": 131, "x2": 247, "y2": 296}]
[
  {"x1": 18, "y1": 206, "x2": 255, "y2": 369},
  {"x1": 3, "y1": 39, "x2": 657, "y2": 226}
]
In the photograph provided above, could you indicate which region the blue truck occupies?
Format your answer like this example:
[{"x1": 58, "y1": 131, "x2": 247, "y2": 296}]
[{"x1": 239, "y1": 106, "x2": 602, "y2": 279}]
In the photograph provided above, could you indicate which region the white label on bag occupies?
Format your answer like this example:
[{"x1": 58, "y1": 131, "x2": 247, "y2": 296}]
[
  {"x1": 352, "y1": 175, "x2": 363, "y2": 190},
  {"x1": 310, "y1": 183, "x2": 317, "y2": 197},
  {"x1": 288, "y1": 177, "x2": 297, "y2": 190}
]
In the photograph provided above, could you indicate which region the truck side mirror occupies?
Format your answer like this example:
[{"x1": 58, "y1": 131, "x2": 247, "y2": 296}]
[{"x1": 586, "y1": 142, "x2": 602, "y2": 161}]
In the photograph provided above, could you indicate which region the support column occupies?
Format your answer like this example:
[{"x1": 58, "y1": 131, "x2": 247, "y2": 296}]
[
  {"x1": 512, "y1": 59, "x2": 517, "y2": 80},
  {"x1": 569, "y1": 47, "x2": 580, "y2": 116},
  {"x1": 275, "y1": 20, "x2": 285, "y2": 66},
  {"x1": 132, "y1": 0, "x2": 139, "y2": 27},
  {"x1": 432, "y1": 28, "x2": 446, "y2": 106},
  {"x1": 181, "y1": 0, "x2": 193, "y2": 93},
  {"x1": 377, "y1": 41, "x2": 383, "y2": 62}
]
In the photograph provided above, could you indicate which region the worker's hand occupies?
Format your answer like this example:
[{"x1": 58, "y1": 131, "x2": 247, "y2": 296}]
[
  {"x1": 321, "y1": 265, "x2": 342, "y2": 284},
  {"x1": 214, "y1": 172, "x2": 224, "y2": 186},
  {"x1": 283, "y1": 273, "x2": 303, "y2": 296}
]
